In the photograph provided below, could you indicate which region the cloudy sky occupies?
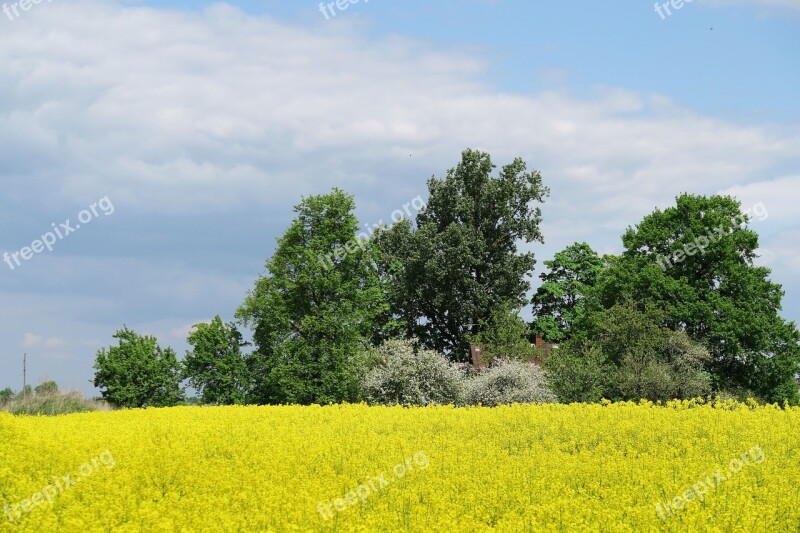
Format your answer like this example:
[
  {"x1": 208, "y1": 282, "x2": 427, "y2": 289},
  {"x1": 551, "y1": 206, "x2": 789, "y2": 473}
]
[{"x1": 1, "y1": 0, "x2": 798, "y2": 394}]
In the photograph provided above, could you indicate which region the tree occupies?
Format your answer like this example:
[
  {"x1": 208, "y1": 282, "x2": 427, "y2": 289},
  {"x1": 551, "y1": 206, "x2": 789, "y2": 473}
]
[
  {"x1": 547, "y1": 300, "x2": 711, "y2": 403},
  {"x1": 93, "y1": 327, "x2": 185, "y2": 408},
  {"x1": 0, "y1": 388, "x2": 14, "y2": 404},
  {"x1": 594, "y1": 194, "x2": 799, "y2": 403},
  {"x1": 544, "y1": 344, "x2": 612, "y2": 403},
  {"x1": 374, "y1": 149, "x2": 549, "y2": 360},
  {"x1": 183, "y1": 316, "x2": 250, "y2": 405},
  {"x1": 34, "y1": 381, "x2": 58, "y2": 396},
  {"x1": 237, "y1": 189, "x2": 386, "y2": 405},
  {"x1": 531, "y1": 242, "x2": 604, "y2": 342},
  {"x1": 467, "y1": 303, "x2": 532, "y2": 365}
]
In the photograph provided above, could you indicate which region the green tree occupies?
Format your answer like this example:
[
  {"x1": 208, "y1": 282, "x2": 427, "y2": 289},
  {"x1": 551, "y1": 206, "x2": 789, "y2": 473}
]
[
  {"x1": 374, "y1": 149, "x2": 549, "y2": 360},
  {"x1": 183, "y1": 316, "x2": 251, "y2": 405},
  {"x1": 34, "y1": 381, "x2": 59, "y2": 396},
  {"x1": 467, "y1": 303, "x2": 532, "y2": 365},
  {"x1": 544, "y1": 344, "x2": 611, "y2": 403},
  {"x1": 531, "y1": 242, "x2": 604, "y2": 342},
  {"x1": 547, "y1": 300, "x2": 712, "y2": 402},
  {"x1": 594, "y1": 194, "x2": 799, "y2": 404},
  {"x1": 0, "y1": 388, "x2": 14, "y2": 404},
  {"x1": 237, "y1": 189, "x2": 386, "y2": 405},
  {"x1": 93, "y1": 327, "x2": 185, "y2": 408}
]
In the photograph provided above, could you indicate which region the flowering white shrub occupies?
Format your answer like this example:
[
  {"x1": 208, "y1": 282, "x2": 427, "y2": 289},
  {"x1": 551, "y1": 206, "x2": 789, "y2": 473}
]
[
  {"x1": 464, "y1": 359, "x2": 556, "y2": 406},
  {"x1": 362, "y1": 338, "x2": 465, "y2": 406}
]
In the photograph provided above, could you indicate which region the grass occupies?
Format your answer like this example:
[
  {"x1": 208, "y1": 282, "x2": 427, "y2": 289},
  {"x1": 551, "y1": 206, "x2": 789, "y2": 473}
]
[{"x1": 0, "y1": 391, "x2": 111, "y2": 416}]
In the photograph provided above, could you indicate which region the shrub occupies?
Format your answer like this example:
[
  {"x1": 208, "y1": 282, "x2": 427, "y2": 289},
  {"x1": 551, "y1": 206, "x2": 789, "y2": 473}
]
[
  {"x1": 464, "y1": 359, "x2": 556, "y2": 406},
  {"x1": 0, "y1": 388, "x2": 14, "y2": 405},
  {"x1": 544, "y1": 344, "x2": 612, "y2": 403},
  {"x1": 362, "y1": 338, "x2": 465, "y2": 406},
  {"x1": 35, "y1": 381, "x2": 59, "y2": 396}
]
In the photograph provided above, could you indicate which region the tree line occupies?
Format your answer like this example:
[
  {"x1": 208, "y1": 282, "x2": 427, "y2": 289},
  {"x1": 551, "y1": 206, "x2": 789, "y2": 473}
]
[{"x1": 92, "y1": 149, "x2": 800, "y2": 408}]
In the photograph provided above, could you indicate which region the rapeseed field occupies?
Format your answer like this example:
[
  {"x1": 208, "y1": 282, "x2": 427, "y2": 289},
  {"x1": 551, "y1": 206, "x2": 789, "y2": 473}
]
[{"x1": 1, "y1": 400, "x2": 798, "y2": 532}]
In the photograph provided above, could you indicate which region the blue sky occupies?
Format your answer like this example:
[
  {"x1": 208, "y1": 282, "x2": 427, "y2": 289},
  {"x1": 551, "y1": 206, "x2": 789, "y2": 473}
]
[{"x1": 1, "y1": 0, "x2": 798, "y2": 393}]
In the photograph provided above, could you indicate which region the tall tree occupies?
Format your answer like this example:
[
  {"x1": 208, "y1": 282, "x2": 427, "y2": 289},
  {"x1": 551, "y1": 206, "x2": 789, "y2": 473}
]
[
  {"x1": 237, "y1": 189, "x2": 386, "y2": 405},
  {"x1": 374, "y1": 149, "x2": 549, "y2": 361},
  {"x1": 531, "y1": 242, "x2": 604, "y2": 342},
  {"x1": 594, "y1": 194, "x2": 799, "y2": 403},
  {"x1": 183, "y1": 316, "x2": 251, "y2": 405},
  {"x1": 93, "y1": 327, "x2": 185, "y2": 408}
]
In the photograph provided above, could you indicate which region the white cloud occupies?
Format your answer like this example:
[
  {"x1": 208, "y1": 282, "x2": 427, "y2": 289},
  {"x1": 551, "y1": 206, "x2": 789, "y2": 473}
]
[
  {"x1": 21, "y1": 333, "x2": 42, "y2": 348},
  {"x1": 0, "y1": 1, "x2": 797, "y2": 226},
  {"x1": 718, "y1": 175, "x2": 800, "y2": 230},
  {"x1": 21, "y1": 332, "x2": 64, "y2": 349}
]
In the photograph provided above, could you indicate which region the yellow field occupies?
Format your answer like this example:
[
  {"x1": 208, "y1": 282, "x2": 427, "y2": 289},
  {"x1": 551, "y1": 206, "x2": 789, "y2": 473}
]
[{"x1": 1, "y1": 400, "x2": 799, "y2": 532}]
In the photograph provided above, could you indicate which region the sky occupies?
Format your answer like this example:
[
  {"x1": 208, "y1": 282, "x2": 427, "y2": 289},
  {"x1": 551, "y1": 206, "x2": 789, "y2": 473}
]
[{"x1": 0, "y1": 0, "x2": 798, "y2": 394}]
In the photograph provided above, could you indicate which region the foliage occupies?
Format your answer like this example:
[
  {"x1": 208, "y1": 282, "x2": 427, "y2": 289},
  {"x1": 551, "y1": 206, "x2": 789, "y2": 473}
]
[
  {"x1": 183, "y1": 316, "x2": 251, "y2": 405},
  {"x1": 467, "y1": 303, "x2": 532, "y2": 365},
  {"x1": 373, "y1": 149, "x2": 549, "y2": 361},
  {"x1": 34, "y1": 381, "x2": 59, "y2": 396},
  {"x1": 548, "y1": 300, "x2": 712, "y2": 402},
  {"x1": 237, "y1": 189, "x2": 386, "y2": 405},
  {"x1": 530, "y1": 242, "x2": 604, "y2": 342},
  {"x1": 464, "y1": 359, "x2": 556, "y2": 406},
  {"x1": 92, "y1": 327, "x2": 185, "y2": 408},
  {"x1": 544, "y1": 344, "x2": 613, "y2": 403},
  {"x1": 1, "y1": 402, "x2": 798, "y2": 530},
  {"x1": 593, "y1": 194, "x2": 799, "y2": 404},
  {"x1": 0, "y1": 387, "x2": 14, "y2": 404},
  {"x1": 362, "y1": 338, "x2": 465, "y2": 406}
]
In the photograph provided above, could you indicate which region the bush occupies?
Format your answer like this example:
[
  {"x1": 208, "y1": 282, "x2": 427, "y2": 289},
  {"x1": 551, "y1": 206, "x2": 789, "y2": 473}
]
[
  {"x1": 35, "y1": 381, "x2": 59, "y2": 396},
  {"x1": 464, "y1": 359, "x2": 556, "y2": 406},
  {"x1": 0, "y1": 388, "x2": 14, "y2": 405},
  {"x1": 544, "y1": 344, "x2": 612, "y2": 403},
  {"x1": 362, "y1": 338, "x2": 465, "y2": 406}
]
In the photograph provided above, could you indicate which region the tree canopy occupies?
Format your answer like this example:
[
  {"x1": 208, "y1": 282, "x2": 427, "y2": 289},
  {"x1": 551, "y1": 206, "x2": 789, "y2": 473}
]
[
  {"x1": 531, "y1": 242, "x2": 604, "y2": 343},
  {"x1": 184, "y1": 316, "x2": 250, "y2": 405},
  {"x1": 592, "y1": 194, "x2": 797, "y2": 403},
  {"x1": 93, "y1": 327, "x2": 184, "y2": 408},
  {"x1": 374, "y1": 149, "x2": 549, "y2": 361},
  {"x1": 237, "y1": 189, "x2": 386, "y2": 404}
]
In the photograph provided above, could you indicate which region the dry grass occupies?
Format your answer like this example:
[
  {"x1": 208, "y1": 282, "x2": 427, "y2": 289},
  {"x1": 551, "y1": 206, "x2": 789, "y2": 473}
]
[{"x1": 0, "y1": 391, "x2": 111, "y2": 416}]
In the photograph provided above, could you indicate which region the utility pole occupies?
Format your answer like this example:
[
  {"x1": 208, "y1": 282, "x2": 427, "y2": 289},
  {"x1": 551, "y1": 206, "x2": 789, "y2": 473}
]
[{"x1": 23, "y1": 352, "x2": 26, "y2": 395}]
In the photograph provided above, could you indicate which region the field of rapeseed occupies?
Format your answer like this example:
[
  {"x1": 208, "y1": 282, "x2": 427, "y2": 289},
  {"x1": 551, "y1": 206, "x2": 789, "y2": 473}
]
[{"x1": 1, "y1": 400, "x2": 798, "y2": 532}]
